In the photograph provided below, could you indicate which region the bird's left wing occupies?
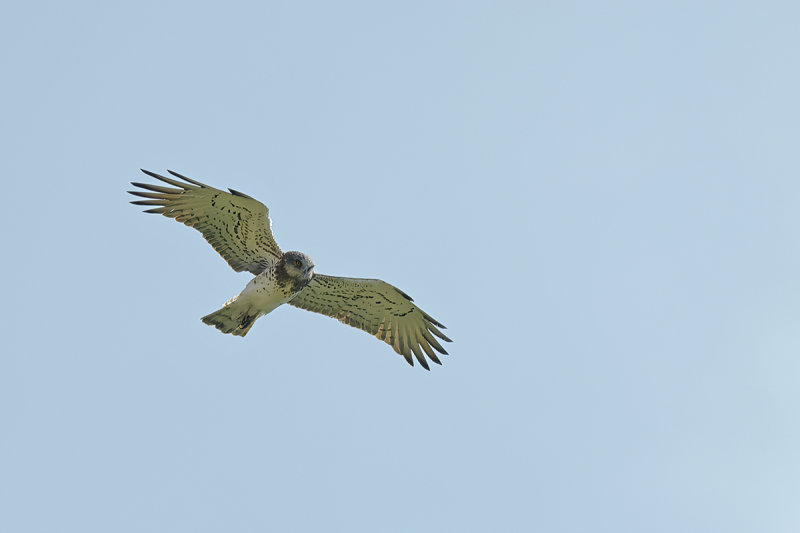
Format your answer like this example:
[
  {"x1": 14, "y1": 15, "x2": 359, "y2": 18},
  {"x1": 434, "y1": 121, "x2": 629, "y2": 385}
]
[
  {"x1": 129, "y1": 169, "x2": 282, "y2": 274},
  {"x1": 288, "y1": 274, "x2": 452, "y2": 369}
]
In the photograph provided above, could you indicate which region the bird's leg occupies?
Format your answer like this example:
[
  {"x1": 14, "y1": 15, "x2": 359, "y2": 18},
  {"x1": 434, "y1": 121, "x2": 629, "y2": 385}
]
[{"x1": 239, "y1": 314, "x2": 254, "y2": 330}]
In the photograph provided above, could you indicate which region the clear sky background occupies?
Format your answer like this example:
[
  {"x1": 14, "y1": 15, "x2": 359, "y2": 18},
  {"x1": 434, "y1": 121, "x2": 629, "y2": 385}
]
[{"x1": 2, "y1": 1, "x2": 799, "y2": 532}]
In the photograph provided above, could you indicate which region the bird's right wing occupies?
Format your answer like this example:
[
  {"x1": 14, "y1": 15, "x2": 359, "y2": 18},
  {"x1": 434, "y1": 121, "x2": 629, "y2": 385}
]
[
  {"x1": 288, "y1": 274, "x2": 452, "y2": 369},
  {"x1": 129, "y1": 169, "x2": 282, "y2": 274}
]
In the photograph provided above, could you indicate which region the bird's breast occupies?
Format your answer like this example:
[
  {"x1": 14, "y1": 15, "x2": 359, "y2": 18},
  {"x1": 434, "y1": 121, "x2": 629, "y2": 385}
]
[{"x1": 238, "y1": 269, "x2": 300, "y2": 315}]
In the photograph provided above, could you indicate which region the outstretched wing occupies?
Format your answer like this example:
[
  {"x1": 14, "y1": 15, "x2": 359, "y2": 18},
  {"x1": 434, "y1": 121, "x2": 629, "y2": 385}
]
[
  {"x1": 288, "y1": 274, "x2": 452, "y2": 370},
  {"x1": 129, "y1": 169, "x2": 282, "y2": 274}
]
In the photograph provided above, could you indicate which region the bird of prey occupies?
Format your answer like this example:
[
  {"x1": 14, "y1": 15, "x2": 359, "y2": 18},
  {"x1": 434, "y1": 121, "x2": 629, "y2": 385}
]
[{"x1": 128, "y1": 169, "x2": 451, "y2": 369}]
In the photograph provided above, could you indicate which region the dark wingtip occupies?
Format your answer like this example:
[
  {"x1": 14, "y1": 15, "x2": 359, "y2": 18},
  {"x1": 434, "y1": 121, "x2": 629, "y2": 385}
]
[
  {"x1": 424, "y1": 315, "x2": 446, "y2": 329},
  {"x1": 128, "y1": 190, "x2": 161, "y2": 199},
  {"x1": 228, "y1": 188, "x2": 254, "y2": 199},
  {"x1": 131, "y1": 181, "x2": 181, "y2": 194},
  {"x1": 430, "y1": 325, "x2": 452, "y2": 343},
  {"x1": 431, "y1": 343, "x2": 449, "y2": 356},
  {"x1": 167, "y1": 169, "x2": 205, "y2": 187},
  {"x1": 129, "y1": 199, "x2": 159, "y2": 212},
  {"x1": 397, "y1": 289, "x2": 414, "y2": 301}
]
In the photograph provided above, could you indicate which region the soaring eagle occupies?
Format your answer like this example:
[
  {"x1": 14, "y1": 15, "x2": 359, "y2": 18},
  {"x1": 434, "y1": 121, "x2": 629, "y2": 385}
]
[{"x1": 129, "y1": 169, "x2": 451, "y2": 369}]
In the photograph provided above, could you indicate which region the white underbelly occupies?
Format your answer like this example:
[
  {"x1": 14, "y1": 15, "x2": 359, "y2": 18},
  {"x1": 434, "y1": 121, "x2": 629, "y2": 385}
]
[{"x1": 236, "y1": 272, "x2": 295, "y2": 318}]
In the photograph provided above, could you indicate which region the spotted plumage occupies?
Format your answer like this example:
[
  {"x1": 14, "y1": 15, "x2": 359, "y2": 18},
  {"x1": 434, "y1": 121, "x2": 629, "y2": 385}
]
[{"x1": 129, "y1": 169, "x2": 451, "y2": 369}]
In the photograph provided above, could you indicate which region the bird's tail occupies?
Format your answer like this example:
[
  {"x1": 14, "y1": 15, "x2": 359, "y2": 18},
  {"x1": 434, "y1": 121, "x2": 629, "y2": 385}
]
[{"x1": 201, "y1": 296, "x2": 258, "y2": 337}]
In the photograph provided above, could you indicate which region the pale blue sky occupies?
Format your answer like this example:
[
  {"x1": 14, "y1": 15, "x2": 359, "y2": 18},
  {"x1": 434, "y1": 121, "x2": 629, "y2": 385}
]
[{"x1": 2, "y1": 1, "x2": 800, "y2": 531}]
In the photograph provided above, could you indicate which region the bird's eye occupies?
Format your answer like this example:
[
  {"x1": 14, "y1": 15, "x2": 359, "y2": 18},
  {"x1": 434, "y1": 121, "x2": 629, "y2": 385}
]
[{"x1": 295, "y1": 259, "x2": 302, "y2": 267}]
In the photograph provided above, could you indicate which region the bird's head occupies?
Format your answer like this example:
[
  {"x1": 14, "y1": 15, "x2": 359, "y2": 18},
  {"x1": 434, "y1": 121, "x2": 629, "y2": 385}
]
[{"x1": 281, "y1": 251, "x2": 315, "y2": 282}]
